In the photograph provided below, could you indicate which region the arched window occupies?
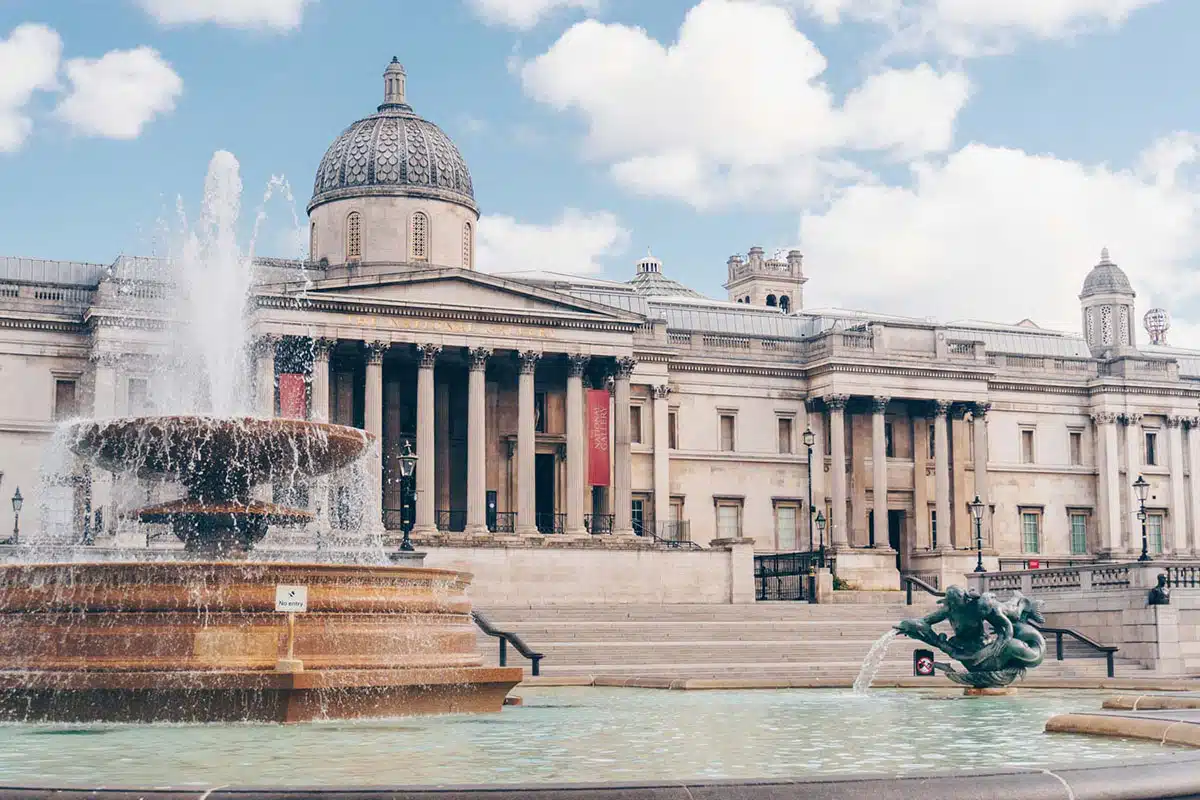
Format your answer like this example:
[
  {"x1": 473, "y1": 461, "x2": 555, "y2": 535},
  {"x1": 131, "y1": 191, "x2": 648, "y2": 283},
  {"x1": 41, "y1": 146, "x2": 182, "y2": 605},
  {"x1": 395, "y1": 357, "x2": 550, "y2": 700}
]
[
  {"x1": 309, "y1": 222, "x2": 317, "y2": 261},
  {"x1": 411, "y1": 211, "x2": 429, "y2": 262},
  {"x1": 462, "y1": 221, "x2": 473, "y2": 269},
  {"x1": 345, "y1": 212, "x2": 361, "y2": 262},
  {"x1": 745, "y1": 296, "x2": 751, "y2": 303},
  {"x1": 779, "y1": 295, "x2": 790, "y2": 313},
  {"x1": 766, "y1": 294, "x2": 777, "y2": 307}
]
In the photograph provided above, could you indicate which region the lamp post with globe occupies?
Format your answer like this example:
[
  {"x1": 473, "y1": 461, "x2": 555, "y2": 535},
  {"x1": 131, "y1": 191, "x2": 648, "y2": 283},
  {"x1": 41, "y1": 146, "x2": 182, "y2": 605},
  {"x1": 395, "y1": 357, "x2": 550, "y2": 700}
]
[
  {"x1": 803, "y1": 427, "x2": 816, "y2": 553},
  {"x1": 397, "y1": 442, "x2": 418, "y2": 552}
]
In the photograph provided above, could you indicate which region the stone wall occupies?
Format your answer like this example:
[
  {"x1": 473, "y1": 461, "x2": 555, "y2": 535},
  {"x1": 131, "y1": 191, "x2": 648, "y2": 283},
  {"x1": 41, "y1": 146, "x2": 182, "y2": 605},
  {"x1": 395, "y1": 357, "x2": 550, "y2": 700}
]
[{"x1": 419, "y1": 540, "x2": 755, "y2": 606}]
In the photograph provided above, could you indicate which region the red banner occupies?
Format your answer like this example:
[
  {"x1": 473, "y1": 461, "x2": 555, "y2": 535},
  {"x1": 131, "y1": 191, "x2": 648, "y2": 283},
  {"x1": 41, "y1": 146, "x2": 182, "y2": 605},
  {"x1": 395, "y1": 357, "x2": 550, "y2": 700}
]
[
  {"x1": 587, "y1": 389, "x2": 610, "y2": 486},
  {"x1": 278, "y1": 373, "x2": 308, "y2": 419}
]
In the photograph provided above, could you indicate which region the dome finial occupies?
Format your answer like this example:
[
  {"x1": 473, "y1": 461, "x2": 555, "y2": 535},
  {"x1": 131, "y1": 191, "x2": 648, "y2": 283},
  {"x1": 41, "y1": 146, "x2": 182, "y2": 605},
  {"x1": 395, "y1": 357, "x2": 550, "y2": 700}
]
[
  {"x1": 1100, "y1": 247, "x2": 1111, "y2": 265},
  {"x1": 382, "y1": 57, "x2": 407, "y2": 108}
]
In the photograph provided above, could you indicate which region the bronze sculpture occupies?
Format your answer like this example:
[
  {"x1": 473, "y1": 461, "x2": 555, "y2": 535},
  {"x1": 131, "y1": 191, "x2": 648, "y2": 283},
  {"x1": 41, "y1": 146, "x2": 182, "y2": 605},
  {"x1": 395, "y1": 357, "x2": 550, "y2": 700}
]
[
  {"x1": 1149, "y1": 574, "x2": 1171, "y2": 605},
  {"x1": 895, "y1": 586, "x2": 1046, "y2": 688}
]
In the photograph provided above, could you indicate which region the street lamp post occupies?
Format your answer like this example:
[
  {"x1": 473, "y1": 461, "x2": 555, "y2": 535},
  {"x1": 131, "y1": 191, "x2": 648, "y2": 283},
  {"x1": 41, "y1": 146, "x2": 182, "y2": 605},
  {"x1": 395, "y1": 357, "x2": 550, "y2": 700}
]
[
  {"x1": 803, "y1": 427, "x2": 816, "y2": 554},
  {"x1": 815, "y1": 510, "x2": 826, "y2": 569},
  {"x1": 970, "y1": 494, "x2": 986, "y2": 573},
  {"x1": 398, "y1": 442, "x2": 418, "y2": 553},
  {"x1": 1133, "y1": 474, "x2": 1150, "y2": 562},
  {"x1": 8, "y1": 488, "x2": 22, "y2": 546}
]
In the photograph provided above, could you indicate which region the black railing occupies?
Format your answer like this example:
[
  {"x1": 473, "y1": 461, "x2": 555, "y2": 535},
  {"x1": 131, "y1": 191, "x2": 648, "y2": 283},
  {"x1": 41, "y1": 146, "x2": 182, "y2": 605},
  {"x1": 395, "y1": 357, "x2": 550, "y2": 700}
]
[
  {"x1": 754, "y1": 552, "x2": 827, "y2": 601},
  {"x1": 633, "y1": 517, "x2": 654, "y2": 537},
  {"x1": 489, "y1": 512, "x2": 517, "y2": 534},
  {"x1": 657, "y1": 520, "x2": 691, "y2": 543},
  {"x1": 642, "y1": 520, "x2": 702, "y2": 550},
  {"x1": 473, "y1": 610, "x2": 543, "y2": 676},
  {"x1": 901, "y1": 576, "x2": 1118, "y2": 678},
  {"x1": 436, "y1": 509, "x2": 467, "y2": 533},
  {"x1": 1168, "y1": 565, "x2": 1200, "y2": 588},
  {"x1": 585, "y1": 513, "x2": 614, "y2": 534},
  {"x1": 536, "y1": 512, "x2": 565, "y2": 535}
]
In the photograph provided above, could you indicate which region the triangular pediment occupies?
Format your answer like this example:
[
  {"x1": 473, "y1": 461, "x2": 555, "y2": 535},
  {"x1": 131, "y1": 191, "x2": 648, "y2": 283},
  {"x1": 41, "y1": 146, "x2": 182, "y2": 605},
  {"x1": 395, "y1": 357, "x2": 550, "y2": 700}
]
[{"x1": 295, "y1": 266, "x2": 640, "y2": 321}]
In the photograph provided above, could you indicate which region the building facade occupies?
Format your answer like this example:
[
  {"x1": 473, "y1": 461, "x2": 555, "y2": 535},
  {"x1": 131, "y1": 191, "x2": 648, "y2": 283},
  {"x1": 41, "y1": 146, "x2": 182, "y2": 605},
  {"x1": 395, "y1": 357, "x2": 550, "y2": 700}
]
[{"x1": 3, "y1": 62, "x2": 1200, "y2": 591}]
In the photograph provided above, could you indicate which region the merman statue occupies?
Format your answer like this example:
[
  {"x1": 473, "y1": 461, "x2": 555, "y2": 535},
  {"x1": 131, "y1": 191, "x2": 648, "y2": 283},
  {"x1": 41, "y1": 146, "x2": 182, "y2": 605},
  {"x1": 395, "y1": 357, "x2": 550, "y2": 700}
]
[{"x1": 895, "y1": 585, "x2": 1046, "y2": 689}]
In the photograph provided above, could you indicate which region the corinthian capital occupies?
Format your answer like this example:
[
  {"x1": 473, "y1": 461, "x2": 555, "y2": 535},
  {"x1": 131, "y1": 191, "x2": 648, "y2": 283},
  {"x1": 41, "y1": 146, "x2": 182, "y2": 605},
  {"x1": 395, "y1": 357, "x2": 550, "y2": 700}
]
[
  {"x1": 567, "y1": 353, "x2": 590, "y2": 378},
  {"x1": 825, "y1": 394, "x2": 849, "y2": 411},
  {"x1": 932, "y1": 400, "x2": 952, "y2": 418},
  {"x1": 519, "y1": 350, "x2": 541, "y2": 374},
  {"x1": 871, "y1": 396, "x2": 890, "y2": 414},
  {"x1": 312, "y1": 337, "x2": 337, "y2": 362},
  {"x1": 653, "y1": 384, "x2": 672, "y2": 400},
  {"x1": 972, "y1": 402, "x2": 992, "y2": 420},
  {"x1": 469, "y1": 347, "x2": 492, "y2": 371},
  {"x1": 614, "y1": 356, "x2": 637, "y2": 379},
  {"x1": 417, "y1": 343, "x2": 441, "y2": 369},
  {"x1": 1121, "y1": 412, "x2": 1144, "y2": 426},
  {"x1": 1091, "y1": 411, "x2": 1118, "y2": 425}
]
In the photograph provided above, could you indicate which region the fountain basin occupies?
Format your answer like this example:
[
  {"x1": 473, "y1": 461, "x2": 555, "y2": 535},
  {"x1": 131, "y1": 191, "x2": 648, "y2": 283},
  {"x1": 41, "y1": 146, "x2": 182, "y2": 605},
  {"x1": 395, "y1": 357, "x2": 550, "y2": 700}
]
[{"x1": 0, "y1": 562, "x2": 522, "y2": 722}]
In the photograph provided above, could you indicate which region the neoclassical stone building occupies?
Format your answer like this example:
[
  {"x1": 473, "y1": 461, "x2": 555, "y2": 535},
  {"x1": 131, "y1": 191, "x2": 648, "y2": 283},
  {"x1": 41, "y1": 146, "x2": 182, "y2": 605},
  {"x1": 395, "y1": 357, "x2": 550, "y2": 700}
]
[{"x1": 3, "y1": 61, "x2": 1200, "y2": 591}]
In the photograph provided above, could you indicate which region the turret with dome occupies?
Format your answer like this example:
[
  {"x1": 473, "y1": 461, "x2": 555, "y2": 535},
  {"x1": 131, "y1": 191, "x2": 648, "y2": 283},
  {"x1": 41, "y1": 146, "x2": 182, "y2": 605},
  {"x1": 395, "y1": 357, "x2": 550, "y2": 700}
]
[
  {"x1": 1079, "y1": 247, "x2": 1137, "y2": 357},
  {"x1": 307, "y1": 59, "x2": 478, "y2": 269}
]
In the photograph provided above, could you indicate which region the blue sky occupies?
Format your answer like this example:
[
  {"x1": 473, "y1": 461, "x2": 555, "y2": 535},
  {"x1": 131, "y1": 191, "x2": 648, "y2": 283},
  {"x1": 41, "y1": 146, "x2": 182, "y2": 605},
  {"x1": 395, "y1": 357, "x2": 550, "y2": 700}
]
[{"x1": 4, "y1": 0, "x2": 1200, "y2": 341}]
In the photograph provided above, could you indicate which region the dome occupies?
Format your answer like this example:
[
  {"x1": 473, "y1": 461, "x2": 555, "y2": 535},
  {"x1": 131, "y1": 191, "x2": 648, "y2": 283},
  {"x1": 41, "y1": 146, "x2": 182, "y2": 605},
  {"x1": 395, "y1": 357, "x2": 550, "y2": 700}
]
[
  {"x1": 308, "y1": 58, "x2": 475, "y2": 215},
  {"x1": 1080, "y1": 248, "x2": 1134, "y2": 298}
]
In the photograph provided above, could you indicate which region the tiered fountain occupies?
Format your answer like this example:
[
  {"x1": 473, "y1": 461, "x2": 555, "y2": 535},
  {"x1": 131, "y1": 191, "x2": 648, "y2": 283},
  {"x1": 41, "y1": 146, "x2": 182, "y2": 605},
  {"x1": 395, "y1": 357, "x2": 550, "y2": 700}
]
[{"x1": 0, "y1": 152, "x2": 521, "y2": 723}]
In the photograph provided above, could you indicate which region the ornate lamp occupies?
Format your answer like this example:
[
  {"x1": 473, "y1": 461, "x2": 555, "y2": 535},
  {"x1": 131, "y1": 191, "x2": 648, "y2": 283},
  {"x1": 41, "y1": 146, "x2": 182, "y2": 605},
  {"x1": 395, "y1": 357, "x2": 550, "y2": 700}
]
[
  {"x1": 970, "y1": 494, "x2": 986, "y2": 573},
  {"x1": 802, "y1": 428, "x2": 815, "y2": 449},
  {"x1": 802, "y1": 427, "x2": 815, "y2": 554},
  {"x1": 398, "y1": 442, "x2": 418, "y2": 552},
  {"x1": 8, "y1": 487, "x2": 21, "y2": 546},
  {"x1": 815, "y1": 510, "x2": 826, "y2": 568},
  {"x1": 1133, "y1": 474, "x2": 1150, "y2": 561}
]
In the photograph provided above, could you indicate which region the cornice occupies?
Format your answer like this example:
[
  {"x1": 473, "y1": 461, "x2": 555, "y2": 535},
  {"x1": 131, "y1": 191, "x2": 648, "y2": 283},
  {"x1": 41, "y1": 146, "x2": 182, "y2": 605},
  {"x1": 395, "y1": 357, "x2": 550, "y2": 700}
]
[
  {"x1": 667, "y1": 360, "x2": 806, "y2": 379},
  {"x1": 805, "y1": 362, "x2": 991, "y2": 382},
  {"x1": 0, "y1": 317, "x2": 83, "y2": 333}
]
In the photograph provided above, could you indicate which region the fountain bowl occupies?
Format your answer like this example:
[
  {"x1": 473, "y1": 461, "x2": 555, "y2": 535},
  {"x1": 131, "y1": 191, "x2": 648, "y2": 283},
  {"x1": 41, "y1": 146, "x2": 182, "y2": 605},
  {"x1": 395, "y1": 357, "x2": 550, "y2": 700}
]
[{"x1": 0, "y1": 561, "x2": 523, "y2": 722}]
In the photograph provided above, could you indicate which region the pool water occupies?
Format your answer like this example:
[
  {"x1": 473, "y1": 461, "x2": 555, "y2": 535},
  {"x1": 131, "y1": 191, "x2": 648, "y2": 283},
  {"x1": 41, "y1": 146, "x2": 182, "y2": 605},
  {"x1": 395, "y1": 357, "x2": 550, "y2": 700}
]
[{"x1": 0, "y1": 688, "x2": 1180, "y2": 787}]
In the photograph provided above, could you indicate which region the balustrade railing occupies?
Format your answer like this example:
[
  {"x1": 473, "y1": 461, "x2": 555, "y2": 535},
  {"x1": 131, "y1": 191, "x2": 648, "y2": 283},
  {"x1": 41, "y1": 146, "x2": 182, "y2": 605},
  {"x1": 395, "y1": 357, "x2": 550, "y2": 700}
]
[
  {"x1": 536, "y1": 512, "x2": 565, "y2": 535},
  {"x1": 489, "y1": 512, "x2": 517, "y2": 534},
  {"x1": 1168, "y1": 565, "x2": 1200, "y2": 588},
  {"x1": 435, "y1": 509, "x2": 467, "y2": 533},
  {"x1": 585, "y1": 513, "x2": 614, "y2": 534},
  {"x1": 970, "y1": 561, "x2": 1186, "y2": 595}
]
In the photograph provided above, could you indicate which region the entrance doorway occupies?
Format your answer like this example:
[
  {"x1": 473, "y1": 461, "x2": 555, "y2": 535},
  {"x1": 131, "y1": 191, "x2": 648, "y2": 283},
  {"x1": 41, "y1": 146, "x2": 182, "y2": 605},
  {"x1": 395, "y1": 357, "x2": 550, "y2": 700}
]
[
  {"x1": 535, "y1": 453, "x2": 557, "y2": 533},
  {"x1": 888, "y1": 510, "x2": 904, "y2": 571}
]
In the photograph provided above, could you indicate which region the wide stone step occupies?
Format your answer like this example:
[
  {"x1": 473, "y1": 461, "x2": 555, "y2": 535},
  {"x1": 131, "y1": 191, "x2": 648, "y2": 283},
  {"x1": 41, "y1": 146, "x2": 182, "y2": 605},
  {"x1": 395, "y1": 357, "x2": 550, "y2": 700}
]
[
  {"x1": 488, "y1": 623, "x2": 909, "y2": 641},
  {"x1": 482, "y1": 604, "x2": 936, "y2": 622}
]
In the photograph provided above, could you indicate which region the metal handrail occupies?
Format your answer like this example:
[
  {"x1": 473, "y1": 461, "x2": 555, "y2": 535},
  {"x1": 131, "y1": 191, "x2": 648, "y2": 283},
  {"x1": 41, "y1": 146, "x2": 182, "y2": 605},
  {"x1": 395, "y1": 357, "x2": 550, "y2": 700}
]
[
  {"x1": 900, "y1": 575, "x2": 1117, "y2": 678},
  {"x1": 472, "y1": 610, "x2": 543, "y2": 676}
]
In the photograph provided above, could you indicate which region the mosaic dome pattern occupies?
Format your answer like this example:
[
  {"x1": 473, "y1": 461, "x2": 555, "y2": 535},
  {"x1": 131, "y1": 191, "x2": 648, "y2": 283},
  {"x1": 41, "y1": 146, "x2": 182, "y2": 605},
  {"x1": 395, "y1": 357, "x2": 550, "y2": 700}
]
[{"x1": 309, "y1": 108, "x2": 475, "y2": 213}]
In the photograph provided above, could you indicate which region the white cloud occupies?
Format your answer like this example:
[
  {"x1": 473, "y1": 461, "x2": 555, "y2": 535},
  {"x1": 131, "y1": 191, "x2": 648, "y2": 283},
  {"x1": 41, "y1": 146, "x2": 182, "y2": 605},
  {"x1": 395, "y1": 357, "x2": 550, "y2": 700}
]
[
  {"x1": 55, "y1": 47, "x2": 182, "y2": 140},
  {"x1": 136, "y1": 0, "x2": 310, "y2": 30},
  {"x1": 789, "y1": 0, "x2": 1163, "y2": 56},
  {"x1": 469, "y1": 0, "x2": 599, "y2": 30},
  {"x1": 0, "y1": 23, "x2": 62, "y2": 153},
  {"x1": 476, "y1": 209, "x2": 629, "y2": 273},
  {"x1": 520, "y1": 0, "x2": 969, "y2": 208},
  {"x1": 797, "y1": 137, "x2": 1200, "y2": 341}
]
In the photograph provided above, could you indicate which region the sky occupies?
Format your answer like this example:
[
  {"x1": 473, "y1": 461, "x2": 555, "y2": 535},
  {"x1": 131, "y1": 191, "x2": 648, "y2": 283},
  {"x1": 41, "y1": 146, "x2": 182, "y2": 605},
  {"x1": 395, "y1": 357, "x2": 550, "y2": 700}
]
[{"x1": 4, "y1": 0, "x2": 1200, "y2": 344}]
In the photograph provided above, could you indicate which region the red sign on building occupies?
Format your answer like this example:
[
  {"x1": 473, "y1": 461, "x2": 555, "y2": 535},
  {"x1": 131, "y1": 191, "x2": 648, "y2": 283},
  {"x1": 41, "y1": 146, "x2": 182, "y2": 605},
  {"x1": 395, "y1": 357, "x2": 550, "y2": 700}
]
[
  {"x1": 587, "y1": 389, "x2": 610, "y2": 486},
  {"x1": 278, "y1": 373, "x2": 308, "y2": 419}
]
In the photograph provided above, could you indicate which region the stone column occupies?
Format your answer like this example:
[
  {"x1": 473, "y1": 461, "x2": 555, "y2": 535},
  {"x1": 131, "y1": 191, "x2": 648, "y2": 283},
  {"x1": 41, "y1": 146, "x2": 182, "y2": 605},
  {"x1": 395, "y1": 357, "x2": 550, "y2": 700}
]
[
  {"x1": 613, "y1": 357, "x2": 637, "y2": 536},
  {"x1": 91, "y1": 353, "x2": 118, "y2": 418},
  {"x1": 871, "y1": 396, "x2": 889, "y2": 548},
  {"x1": 565, "y1": 354, "x2": 589, "y2": 536},
  {"x1": 1123, "y1": 413, "x2": 1143, "y2": 554},
  {"x1": 805, "y1": 399, "x2": 826, "y2": 549},
  {"x1": 973, "y1": 403, "x2": 992, "y2": 544},
  {"x1": 414, "y1": 343, "x2": 440, "y2": 534},
  {"x1": 1168, "y1": 416, "x2": 1188, "y2": 554},
  {"x1": 363, "y1": 341, "x2": 386, "y2": 531},
  {"x1": 254, "y1": 334, "x2": 278, "y2": 417},
  {"x1": 516, "y1": 350, "x2": 541, "y2": 536},
  {"x1": 827, "y1": 394, "x2": 849, "y2": 548},
  {"x1": 1093, "y1": 412, "x2": 1122, "y2": 554},
  {"x1": 653, "y1": 384, "x2": 671, "y2": 535},
  {"x1": 934, "y1": 400, "x2": 952, "y2": 552},
  {"x1": 1189, "y1": 418, "x2": 1200, "y2": 555},
  {"x1": 310, "y1": 337, "x2": 335, "y2": 422},
  {"x1": 465, "y1": 347, "x2": 491, "y2": 535}
]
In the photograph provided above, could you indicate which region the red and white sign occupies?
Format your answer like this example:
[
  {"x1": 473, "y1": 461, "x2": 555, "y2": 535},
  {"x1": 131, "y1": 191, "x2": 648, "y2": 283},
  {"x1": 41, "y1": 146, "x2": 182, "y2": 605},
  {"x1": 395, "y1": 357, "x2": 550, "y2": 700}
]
[
  {"x1": 587, "y1": 389, "x2": 610, "y2": 486},
  {"x1": 1028, "y1": 559, "x2": 1041, "y2": 570},
  {"x1": 916, "y1": 656, "x2": 935, "y2": 676},
  {"x1": 278, "y1": 373, "x2": 308, "y2": 419}
]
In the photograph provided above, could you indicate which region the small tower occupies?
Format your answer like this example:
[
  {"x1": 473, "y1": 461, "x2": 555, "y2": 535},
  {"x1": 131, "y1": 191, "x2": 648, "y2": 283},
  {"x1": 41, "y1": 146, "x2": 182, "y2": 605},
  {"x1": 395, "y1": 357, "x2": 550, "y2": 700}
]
[
  {"x1": 724, "y1": 246, "x2": 807, "y2": 313},
  {"x1": 636, "y1": 251, "x2": 662, "y2": 275},
  {"x1": 380, "y1": 56, "x2": 409, "y2": 111},
  {"x1": 1080, "y1": 248, "x2": 1137, "y2": 357}
]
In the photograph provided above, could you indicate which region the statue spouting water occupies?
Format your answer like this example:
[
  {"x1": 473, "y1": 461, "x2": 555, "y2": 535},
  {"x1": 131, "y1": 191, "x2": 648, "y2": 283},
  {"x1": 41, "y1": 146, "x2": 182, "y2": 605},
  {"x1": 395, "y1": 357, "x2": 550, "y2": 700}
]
[{"x1": 895, "y1": 585, "x2": 1046, "y2": 689}]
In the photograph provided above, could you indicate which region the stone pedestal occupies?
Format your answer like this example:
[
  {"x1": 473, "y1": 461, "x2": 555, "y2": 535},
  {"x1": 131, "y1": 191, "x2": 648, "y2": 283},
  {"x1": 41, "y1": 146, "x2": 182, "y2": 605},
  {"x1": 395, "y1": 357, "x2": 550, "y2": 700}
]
[{"x1": 831, "y1": 547, "x2": 900, "y2": 591}]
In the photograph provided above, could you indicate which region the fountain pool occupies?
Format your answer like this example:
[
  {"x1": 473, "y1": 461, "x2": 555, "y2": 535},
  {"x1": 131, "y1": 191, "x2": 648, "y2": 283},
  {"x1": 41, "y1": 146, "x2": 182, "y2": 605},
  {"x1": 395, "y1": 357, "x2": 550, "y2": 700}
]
[{"x1": 0, "y1": 687, "x2": 1183, "y2": 788}]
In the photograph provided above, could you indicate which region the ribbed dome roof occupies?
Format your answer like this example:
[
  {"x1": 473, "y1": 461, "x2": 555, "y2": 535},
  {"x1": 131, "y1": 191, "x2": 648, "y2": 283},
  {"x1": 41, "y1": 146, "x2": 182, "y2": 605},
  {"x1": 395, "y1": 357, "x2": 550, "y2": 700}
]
[
  {"x1": 308, "y1": 59, "x2": 475, "y2": 214},
  {"x1": 1080, "y1": 248, "x2": 1134, "y2": 298}
]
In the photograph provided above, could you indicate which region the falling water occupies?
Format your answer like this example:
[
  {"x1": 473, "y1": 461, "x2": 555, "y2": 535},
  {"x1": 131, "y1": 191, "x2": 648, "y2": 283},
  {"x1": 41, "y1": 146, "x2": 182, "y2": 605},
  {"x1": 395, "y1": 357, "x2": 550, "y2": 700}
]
[{"x1": 852, "y1": 629, "x2": 899, "y2": 693}]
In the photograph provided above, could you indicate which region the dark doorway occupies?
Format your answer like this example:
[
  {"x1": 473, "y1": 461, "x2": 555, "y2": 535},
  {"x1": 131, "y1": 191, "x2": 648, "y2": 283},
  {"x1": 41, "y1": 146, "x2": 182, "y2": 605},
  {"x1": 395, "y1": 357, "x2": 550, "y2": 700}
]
[
  {"x1": 535, "y1": 453, "x2": 557, "y2": 533},
  {"x1": 888, "y1": 510, "x2": 904, "y2": 571}
]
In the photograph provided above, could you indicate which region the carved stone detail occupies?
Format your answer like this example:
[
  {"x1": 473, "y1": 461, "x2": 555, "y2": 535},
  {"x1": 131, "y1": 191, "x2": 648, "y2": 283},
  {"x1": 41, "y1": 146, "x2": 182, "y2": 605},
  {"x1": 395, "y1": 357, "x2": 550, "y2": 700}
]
[
  {"x1": 825, "y1": 394, "x2": 849, "y2": 411},
  {"x1": 614, "y1": 356, "x2": 637, "y2": 379},
  {"x1": 468, "y1": 347, "x2": 492, "y2": 371},
  {"x1": 519, "y1": 350, "x2": 541, "y2": 374},
  {"x1": 949, "y1": 404, "x2": 969, "y2": 420},
  {"x1": 89, "y1": 351, "x2": 122, "y2": 368},
  {"x1": 251, "y1": 334, "x2": 279, "y2": 358},
  {"x1": 653, "y1": 384, "x2": 672, "y2": 400},
  {"x1": 1120, "y1": 412, "x2": 1144, "y2": 426},
  {"x1": 417, "y1": 343, "x2": 441, "y2": 369},
  {"x1": 567, "y1": 353, "x2": 590, "y2": 378},
  {"x1": 312, "y1": 337, "x2": 337, "y2": 362},
  {"x1": 1166, "y1": 415, "x2": 1185, "y2": 428},
  {"x1": 1091, "y1": 411, "x2": 1119, "y2": 425},
  {"x1": 932, "y1": 400, "x2": 952, "y2": 418},
  {"x1": 364, "y1": 341, "x2": 388, "y2": 365},
  {"x1": 972, "y1": 402, "x2": 992, "y2": 420},
  {"x1": 871, "y1": 396, "x2": 890, "y2": 414}
]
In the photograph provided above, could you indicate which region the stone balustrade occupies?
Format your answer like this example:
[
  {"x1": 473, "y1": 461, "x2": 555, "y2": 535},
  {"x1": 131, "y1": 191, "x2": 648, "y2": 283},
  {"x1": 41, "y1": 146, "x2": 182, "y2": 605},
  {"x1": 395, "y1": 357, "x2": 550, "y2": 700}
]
[{"x1": 967, "y1": 561, "x2": 1190, "y2": 596}]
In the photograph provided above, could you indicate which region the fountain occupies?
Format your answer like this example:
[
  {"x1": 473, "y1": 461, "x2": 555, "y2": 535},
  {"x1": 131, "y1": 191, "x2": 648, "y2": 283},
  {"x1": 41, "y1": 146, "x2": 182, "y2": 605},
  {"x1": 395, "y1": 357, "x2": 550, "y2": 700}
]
[
  {"x1": 0, "y1": 152, "x2": 522, "y2": 723},
  {"x1": 894, "y1": 585, "x2": 1046, "y2": 693}
]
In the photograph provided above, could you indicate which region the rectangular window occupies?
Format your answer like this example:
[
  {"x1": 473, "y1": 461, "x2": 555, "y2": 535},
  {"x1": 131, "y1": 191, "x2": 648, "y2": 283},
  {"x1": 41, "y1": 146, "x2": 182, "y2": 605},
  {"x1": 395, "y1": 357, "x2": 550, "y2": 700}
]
[
  {"x1": 1021, "y1": 429, "x2": 1035, "y2": 464},
  {"x1": 668, "y1": 410, "x2": 678, "y2": 450},
  {"x1": 1069, "y1": 431, "x2": 1083, "y2": 466},
  {"x1": 777, "y1": 416, "x2": 794, "y2": 454},
  {"x1": 1070, "y1": 512, "x2": 1088, "y2": 555},
  {"x1": 53, "y1": 379, "x2": 77, "y2": 420},
  {"x1": 885, "y1": 421, "x2": 895, "y2": 459},
  {"x1": 928, "y1": 423, "x2": 936, "y2": 460},
  {"x1": 1145, "y1": 431, "x2": 1158, "y2": 466},
  {"x1": 719, "y1": 414, "x2": 736, "y2": 452},
  {"x1": 1021, "y1": 511, "x2": 1041, "y2": 553},
  {"x1": 774, "y1": 503, "x2": 798, "y2": 551},
  {"x1": 930, "y1": 508, "x2": 937, "y2": 549},
  {"x1": 128, "y1": 377, "x2": 150, "y2": 415},
  {"x1": 1148, "y1": 513, "x2": 1164, "y2": 554},
  {"x1": 669, "y1": 497, "x2": 684, "y2": 523},
  {"x1": 716, "y1": 500, "x2": 742, "y2": 539},
  {"x1": 630, "y1": 405, "x2": 643, "y2": 444}
]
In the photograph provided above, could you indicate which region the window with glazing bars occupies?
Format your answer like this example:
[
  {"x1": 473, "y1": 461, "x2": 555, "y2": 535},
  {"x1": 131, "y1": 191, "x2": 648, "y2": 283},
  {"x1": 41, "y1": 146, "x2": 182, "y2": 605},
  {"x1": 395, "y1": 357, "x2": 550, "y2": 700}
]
[
  {"x1": 1070, "y1": 513, "x2": 1088, "y2": 555},
  {"x1": 1148, "y1": 513, "x2": 1164, "y2": 554},
  {"x1": 1021, "y1": 512, "x2": 1041, "y2": 553}
]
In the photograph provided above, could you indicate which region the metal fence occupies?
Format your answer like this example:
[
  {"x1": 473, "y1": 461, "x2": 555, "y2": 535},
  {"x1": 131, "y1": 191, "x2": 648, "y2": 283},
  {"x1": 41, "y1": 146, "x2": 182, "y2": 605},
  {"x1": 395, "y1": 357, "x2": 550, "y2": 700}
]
[
  {"x1": 754, "y1": 551, "x2": 827, "y2": 601},
  {"x1": 585, "y1": 514, "x2": 614, "y2": 534}
]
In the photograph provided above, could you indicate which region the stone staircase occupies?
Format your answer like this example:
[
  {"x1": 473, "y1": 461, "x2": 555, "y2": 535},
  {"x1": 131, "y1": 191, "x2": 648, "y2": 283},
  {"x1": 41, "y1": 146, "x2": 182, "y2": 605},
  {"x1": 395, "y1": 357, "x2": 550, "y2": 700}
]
[{"x1": 474, "y1": 602, "x2": 1149, "y2": 683}]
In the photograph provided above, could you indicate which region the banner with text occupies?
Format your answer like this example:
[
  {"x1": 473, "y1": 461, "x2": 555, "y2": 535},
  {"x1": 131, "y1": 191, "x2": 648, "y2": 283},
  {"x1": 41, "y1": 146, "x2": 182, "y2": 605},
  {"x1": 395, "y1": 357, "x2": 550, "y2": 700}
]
[
  {"x1": 587, "y1": 389, "x2": 610, "y2": 486},
  {"x1": 278, "y1": 373, "x2": 308, "y2": 419}
]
